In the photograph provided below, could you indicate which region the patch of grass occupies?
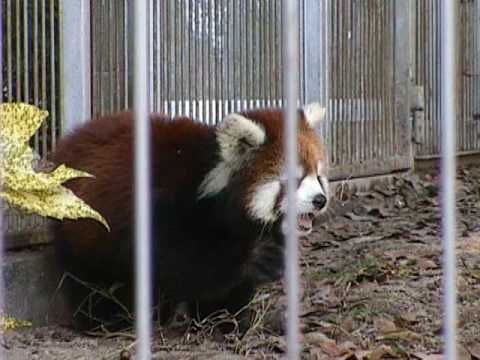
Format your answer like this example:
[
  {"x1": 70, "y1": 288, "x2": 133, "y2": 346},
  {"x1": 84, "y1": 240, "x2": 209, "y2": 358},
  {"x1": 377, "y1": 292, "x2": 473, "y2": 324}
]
[{"x1": 309, "y1": 256, "x2": 393, "y2": 287}]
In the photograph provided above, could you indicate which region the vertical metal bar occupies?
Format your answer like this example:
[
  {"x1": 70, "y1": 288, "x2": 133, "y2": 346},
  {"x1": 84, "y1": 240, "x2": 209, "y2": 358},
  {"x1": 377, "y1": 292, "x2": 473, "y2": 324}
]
[
  {"x1": 182, "y1": 0, "x2": 186, "y2": 116},
  {"x1": 91, "y1": 2, "x2": 97, "y2": 115},
  {"x1": 304, "y1": 0, "x2": 328, "y2": 138},
  {"x1": 359, "y1": 0, "x2": 365, "y2": 163},
  {"x1": 33, "y1": 0, "x2": 40, "y2": 149},
  {"x1": 108, "y1": 0, "x2": 115, "y2": 112},
  {"x1": 394, "y1": 0, "x2": 412, "y2": 165},
  {"x1": 208, "y1": 0, "x2": 213, "y2": 120},
  {"x1": 41, "y1": 0, "x2": 47, "y2": 156},
  {"x1": 303, "y1": 0, "x2": 321, "y2": 104},
  {"x1": 265, "y1": 0, "x2": 271, "y2": 106},
  {"x1": 60, "y1": 0, "x2": 91, "y2": 134},
  {"x1": 6, "y1": 0, "x2": 13, "y2": 101},
  {"x1": 15, "y1": 0, "x2": 20, "y2": 100},
  {"x1": 23, "y1": 0, "x2": 29, "y2": 104},
  {"x1": 155, "y1": 0, "x2": 161, "y2": 113},
  {"x1": 116, "y1": 0, "x2": 122, "y2": 111},
  {"x1": 0, "y1": 6, "x2": 5, "y2": 359},
  {"x1": 440, "y1": 0, "x2": 458, "y2": 359},
  {"x1": 473, "y1": 1, "x2": 480, "y2": 150},
  {"x1": 194, "y1": 0, "x2": 200, "y2": 118},
  {"x1": 58, "y1": 0, "x2": 64, "y2": 138},
  {"x1": 133, "y1": 0, "x2": 152, "y2": 358},
  {"x1": 283, "y1": 0, "x2": 299, "y2": 358},
  {"x1": 0, "y1": 1, "x2": 3, "y2": 100},
  {"x1": 339, "y1": 1, "x2": 345, "y2": 165},
  {"x1": 124, "y1": 0, "x2": 130, "y2": 109},
  {"x1": 99, "y1": 1, "x2": 105, "y2": 115},
  {"x1": 148, "y1": 0, "x2": 154, "y2": 113},
  {"x1": 50, "y1": 0, "x2": 57, "y2": 147}
]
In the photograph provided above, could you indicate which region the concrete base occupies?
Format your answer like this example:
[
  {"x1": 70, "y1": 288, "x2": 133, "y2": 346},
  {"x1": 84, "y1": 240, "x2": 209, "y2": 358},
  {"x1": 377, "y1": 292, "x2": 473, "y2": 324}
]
[{"x1": 1, "y1": 246, "x2": 70, "y2": 327}]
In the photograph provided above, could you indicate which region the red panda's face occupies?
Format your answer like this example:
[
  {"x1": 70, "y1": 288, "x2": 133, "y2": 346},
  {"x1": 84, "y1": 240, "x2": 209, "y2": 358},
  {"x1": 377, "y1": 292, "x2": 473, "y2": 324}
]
[{"x1": 198, "y1": 102, "x2": 329, "y2": 237}]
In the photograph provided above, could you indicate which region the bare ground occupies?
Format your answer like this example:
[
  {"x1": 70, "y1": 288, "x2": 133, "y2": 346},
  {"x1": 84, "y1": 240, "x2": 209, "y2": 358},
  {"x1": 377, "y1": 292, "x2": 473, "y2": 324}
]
[{"x1": 2, "y1": 166, "x2": 480, "y2": 359}]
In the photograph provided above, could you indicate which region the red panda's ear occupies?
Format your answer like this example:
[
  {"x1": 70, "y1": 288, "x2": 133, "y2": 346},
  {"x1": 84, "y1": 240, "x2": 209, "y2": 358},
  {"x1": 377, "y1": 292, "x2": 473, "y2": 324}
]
[
  {"x1": 216, "y1": 113, "x2": 266, "y2": 162},
  {"x1": 303, "y1": 102, "x2": 326, "y2": 128},
  {"x1": 198, "y1": 114, "x2": 267, "y2": 199}
]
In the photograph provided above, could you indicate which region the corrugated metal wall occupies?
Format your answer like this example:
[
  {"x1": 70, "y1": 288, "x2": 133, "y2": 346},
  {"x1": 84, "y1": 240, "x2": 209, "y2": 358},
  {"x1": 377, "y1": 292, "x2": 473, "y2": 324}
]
[
  {"x1": 91, "y1": 0, "x2": 299, "y2": 123},
  {"x1": 1, "y1": 0, "x2": 62, "y2": 155},
  {"x1": 326, "y1": 0, "x2": 411, "y2": 179},
  {"x1": 1, "y1": 0, "x2": 62, "y2": 248},
  {"x1": 457, "y1": 0, "x2": 480, "y2": 154},
  {"x1": 414, "y1": 0, "x2": 480, "y2": 158},
  {"x1": 90, "y1": 0, "x2": 129, "y2": 116},
  {"x1": 90, "y1": 0, "x2": 412, "y2": 180}
]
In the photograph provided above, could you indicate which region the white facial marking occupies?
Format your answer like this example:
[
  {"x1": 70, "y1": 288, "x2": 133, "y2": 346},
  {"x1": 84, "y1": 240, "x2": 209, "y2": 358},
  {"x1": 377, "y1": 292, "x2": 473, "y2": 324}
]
[
  {"x1": 248, "y1": 180, "x2": 281, "y2": 223},
  {"x1": 198, "y1": 113, "x2": 266, "y2": 199},
  {"x1": 297, "y1": 174, "x2": 325, "y2": 212},
  {"x1": 279, "y1": 172, "x2": 328, "y2": 215},
  {"x1": 303, "y1": 102, "x2": 326, "y2": 128}
]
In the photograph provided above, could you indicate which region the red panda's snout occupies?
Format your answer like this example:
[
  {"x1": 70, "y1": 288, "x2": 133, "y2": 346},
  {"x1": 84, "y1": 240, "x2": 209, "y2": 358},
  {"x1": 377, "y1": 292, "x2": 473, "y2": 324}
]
[{"x1": 247, "y1": 161, "x2": 329, "y2": 237}]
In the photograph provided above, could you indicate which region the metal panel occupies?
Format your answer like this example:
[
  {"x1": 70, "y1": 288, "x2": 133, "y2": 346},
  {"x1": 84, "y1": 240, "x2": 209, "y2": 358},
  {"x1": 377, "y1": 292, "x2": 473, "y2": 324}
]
[
  {"x1": 91, "y1": 0, "x2": 130, "y2": 116},
  {"x1": 303, "y1": 0, "x2": 329, "y2": 143},
  {"x1": 458, "y1": 0, "x2": 480, "y2": 154},
  {"x1": 326, "y1": 0, "x2": 412, "y2": 180},
  {"x1": 60, "y1": 1, "x2": 91, "y2": 134},
  {"x1": 414, "y1": 0, "x2": 480, "y2": 158},
  {"x1": 91, "y1": 0, "x2": 288, "y2": 123},
  {"x1": 1, "y1": 0, "x2": 62, "y2": 248},
  {"x1": 91, "y1": 0, "x2": 412, "y2": 180}
]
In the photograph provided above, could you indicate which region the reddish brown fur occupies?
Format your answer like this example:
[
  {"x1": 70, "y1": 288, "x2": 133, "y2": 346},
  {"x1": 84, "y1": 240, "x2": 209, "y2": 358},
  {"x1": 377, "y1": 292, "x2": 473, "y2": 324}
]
[{"x1": 49, "y1": 107, "x2": 326, "y2": 331}]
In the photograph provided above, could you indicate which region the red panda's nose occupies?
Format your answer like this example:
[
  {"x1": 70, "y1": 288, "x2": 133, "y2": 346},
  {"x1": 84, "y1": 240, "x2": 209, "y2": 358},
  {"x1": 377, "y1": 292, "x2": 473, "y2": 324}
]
[{"x1": 312, "y1": 194, "x2": 327, "y2": 210}]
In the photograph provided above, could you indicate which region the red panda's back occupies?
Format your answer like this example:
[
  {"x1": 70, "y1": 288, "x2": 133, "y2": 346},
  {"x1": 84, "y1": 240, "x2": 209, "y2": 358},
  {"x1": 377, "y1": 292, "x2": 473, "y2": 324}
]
[{"x1": 50, "y1": 111, "x2": 216, "y2": 277}]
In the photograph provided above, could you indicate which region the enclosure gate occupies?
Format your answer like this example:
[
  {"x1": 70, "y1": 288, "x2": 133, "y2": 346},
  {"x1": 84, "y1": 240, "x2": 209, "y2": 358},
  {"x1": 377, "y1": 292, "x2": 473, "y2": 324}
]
[{"x1": 88, "y1": 0, "x2": 413, "y2": 182}]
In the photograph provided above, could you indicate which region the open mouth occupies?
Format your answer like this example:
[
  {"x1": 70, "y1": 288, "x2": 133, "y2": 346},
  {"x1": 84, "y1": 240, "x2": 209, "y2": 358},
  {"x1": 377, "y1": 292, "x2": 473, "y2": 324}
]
[{"x1": 297, "y1": 213, "x2": 315, "y2": 233}]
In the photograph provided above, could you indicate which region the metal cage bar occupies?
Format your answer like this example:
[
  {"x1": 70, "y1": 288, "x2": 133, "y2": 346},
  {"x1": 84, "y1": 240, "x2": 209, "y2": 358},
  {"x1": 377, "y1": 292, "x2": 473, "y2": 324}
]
[
  {"x1": 283, "y1": 0, "x2": 300, "y2": 358},
  {"x1": 133, "y1": 1, "x2": 153, "y2": 359},
  {"x1": 0, "y1": 2, "x2": 5, "y2": 358},
  {"x1": 440, "y1": 1, "x2": 458, "y2": 359}
]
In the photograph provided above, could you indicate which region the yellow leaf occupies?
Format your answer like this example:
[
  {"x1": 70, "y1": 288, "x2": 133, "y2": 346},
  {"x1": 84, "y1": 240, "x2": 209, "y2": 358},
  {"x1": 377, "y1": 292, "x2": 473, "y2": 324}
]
[
  {"x1": 0, "y1": 314, "x2": 32, "y2": 333},
  {"x1": 0, "y1": 102, "x2": 110, "y2": 231},
  {"x1": 0, "y1": 102, "x2": 47, "y2": 142}
]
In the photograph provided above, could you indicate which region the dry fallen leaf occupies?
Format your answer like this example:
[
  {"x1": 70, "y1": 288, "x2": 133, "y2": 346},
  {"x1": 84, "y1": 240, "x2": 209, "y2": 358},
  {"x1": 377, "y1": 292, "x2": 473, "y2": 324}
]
[
  {"x1": 375, "y1": 318, "x2": 398, "y2": 334},
  {"x1": 355, "y1": 345, "x2": 397, "y2": 360},
  {"x1": 412, "y1": 354, "x2": 443, "y2": 360},
  {"x1": 469, "y1": 343, "x2": 480, "y2": 360},
  {"x1": 376, "y1": 330, "x2": 421, "y2": 341},
  {"x1": 304, "y1": 332, "x2": 344, "y2": 357},
  {"x1": 413, "y1": 345, "x2": 472, "y2": 360}
]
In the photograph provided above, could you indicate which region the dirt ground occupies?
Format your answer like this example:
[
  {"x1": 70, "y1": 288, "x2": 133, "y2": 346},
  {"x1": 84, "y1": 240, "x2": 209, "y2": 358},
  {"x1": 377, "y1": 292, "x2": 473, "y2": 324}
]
[{"x1": 2, "y1": 165, "x2": 480, "y2": 359}]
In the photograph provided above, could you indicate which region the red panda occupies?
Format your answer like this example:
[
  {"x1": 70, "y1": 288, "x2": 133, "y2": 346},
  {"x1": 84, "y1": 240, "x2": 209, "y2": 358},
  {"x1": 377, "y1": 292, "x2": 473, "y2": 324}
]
[{"x1": 49, "y1": 103, "x2": 329, "y2": 331}]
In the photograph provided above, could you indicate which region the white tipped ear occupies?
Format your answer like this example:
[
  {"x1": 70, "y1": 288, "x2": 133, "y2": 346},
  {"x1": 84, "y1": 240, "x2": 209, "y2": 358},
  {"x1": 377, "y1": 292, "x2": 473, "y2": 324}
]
[
  {"x1": 303, "y1": 102, "x2": 326, "y2": 128},
  {"x1": 217, "y1": 113, "x2": 266, "y2": 162},
  {"x1": 198, "y1": 114, "x2": 266, "y2": 199}
]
